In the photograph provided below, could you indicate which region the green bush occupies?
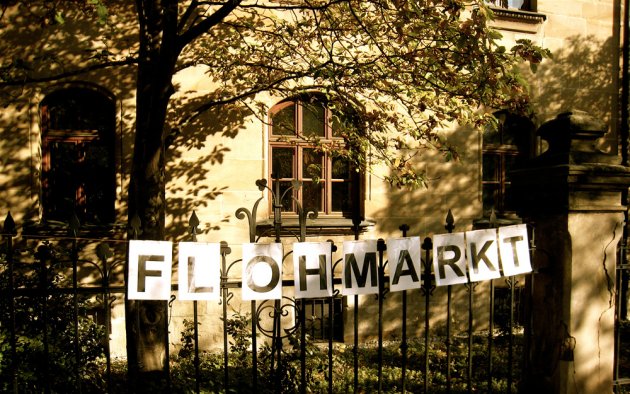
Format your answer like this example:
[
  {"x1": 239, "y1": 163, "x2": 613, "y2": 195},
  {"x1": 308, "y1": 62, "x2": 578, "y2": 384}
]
[
  {"x1": 0, "y1": 242, "x2": 107, "y2": 393},
  {"x1": 0, "y1": 242, "x2": 525, "y2": 393}
]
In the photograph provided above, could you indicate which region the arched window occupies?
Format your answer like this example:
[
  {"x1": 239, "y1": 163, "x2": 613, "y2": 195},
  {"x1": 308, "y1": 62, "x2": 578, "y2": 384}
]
[
  {"x1": 482, "y1": 110, "x2": 535, "y2": 216},
  {"x1": 40, "y1": 87, "x2": 116, "y2": 224},
  {"x1": 268, "y1": 95, "x2": 358, "y2": 217}
]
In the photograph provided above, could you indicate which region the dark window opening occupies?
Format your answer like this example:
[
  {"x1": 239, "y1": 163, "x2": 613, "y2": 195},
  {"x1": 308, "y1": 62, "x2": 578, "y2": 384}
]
[
  {"x1": 41, "y1": 87, "x2": 116, "y2": 225},
  {"x1": 482, "y1": 110, "x2": 534, "y2": 216},
  {"x1": 300, "y1": 296, "x2": 345, "y2": 342}
]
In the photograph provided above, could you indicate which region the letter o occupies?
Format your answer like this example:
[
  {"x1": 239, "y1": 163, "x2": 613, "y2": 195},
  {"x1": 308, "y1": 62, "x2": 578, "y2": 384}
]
[{"x1": 246, "y1": 255, "x2": 280, "y2": 293}]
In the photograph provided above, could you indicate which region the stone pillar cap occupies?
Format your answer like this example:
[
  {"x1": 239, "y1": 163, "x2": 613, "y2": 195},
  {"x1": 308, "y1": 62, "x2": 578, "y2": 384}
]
[
  {"x1": 537, "y1": 110, "x2": 614, "y2": 165},
  {"x1": 538, "y1": 110, "x2": 606, "y2": 141}
]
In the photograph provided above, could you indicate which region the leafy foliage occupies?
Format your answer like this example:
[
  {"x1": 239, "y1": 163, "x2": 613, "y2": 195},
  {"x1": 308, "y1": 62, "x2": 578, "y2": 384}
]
[
  {"x1": 0, "y1": 0, "x2": 550, "y2": 188},
  {"x1": 0, "y1": 243, "x2": 107, "y2": 392},
  {"x1": 173, "y1": 0, "x2": 550, "y2": 187},
  {"x1": 168, "y1": 312, "x2": 524, "y2": 393}
]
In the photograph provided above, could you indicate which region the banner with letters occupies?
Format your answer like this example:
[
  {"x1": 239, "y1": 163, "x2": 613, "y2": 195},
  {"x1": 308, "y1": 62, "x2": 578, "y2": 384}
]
[{"x1": 127, "y1": 224, "x2": 531, "y2": 300}]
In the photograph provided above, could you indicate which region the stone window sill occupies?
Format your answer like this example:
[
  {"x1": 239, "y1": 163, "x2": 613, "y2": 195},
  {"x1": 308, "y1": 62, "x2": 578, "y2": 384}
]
[
  {"x1": 255, "y1": 218, "x2": 374, "y2": 238},
  {"x1": 22, "y1": 220, "x2": 127, "y2": 239}
]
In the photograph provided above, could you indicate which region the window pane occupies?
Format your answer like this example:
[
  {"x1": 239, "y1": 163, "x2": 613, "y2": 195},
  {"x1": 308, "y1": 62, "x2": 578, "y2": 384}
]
[
  {"x1": 483, "y1": 123, "x2": 501, "y2": 145},
  {"x1": 332, "y1": 182, "x2": 353, "y2": 212},
  {"x1": 503, "y1": 182, "x2": 515, "y2": 212},
  {"x1": 331, "y1": 114, "x2": 343, "y2": 138},
  {"x1": 272, "y1": 104, "x2": 295, "y2": 136},
  {"x1": 302, "y1": 101, "x2": 326, "y2": 138},
  {"x1": 303, "y1": 149, "x2": 323, "y2": 179},
  {"x1": 278, "y1": 181, "x2": 294, "y2": 211},
  {"x1": 272, "y1": 147, "x2": 294, "y2": 179},
  {"x1": 46, "y1": 141, "x2": 79, "y2": 221},
  {"x1": 83, "y1": 144, "x2": 115, "y2": 223},
  {"x1": 332, "y1": 156, "x2": 350, "y2": 179},
  {"x1": 485, "y1": 0, "x2": 528, "y2": 9},
  {"x1": 302, "y1": 181, "x2": 323, "y2": 211},
  {"x1": 504, "y1": 154, "x2": 518, "y2": 181},
  {"x1": 482, "y1": 154, "x2": 499, "y2": 181},
  {"x1": 482, "y1": 184, "x2": 499, "y2": 213},
  {"x1": 45, "y1": 88, "x2": 113, "y2": 134}
]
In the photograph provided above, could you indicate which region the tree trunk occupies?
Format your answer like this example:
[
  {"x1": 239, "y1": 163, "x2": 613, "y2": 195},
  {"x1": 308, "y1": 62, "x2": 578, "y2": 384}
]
[{"x1": 125, "y1": 1, "x2": 179, "y2": 391}]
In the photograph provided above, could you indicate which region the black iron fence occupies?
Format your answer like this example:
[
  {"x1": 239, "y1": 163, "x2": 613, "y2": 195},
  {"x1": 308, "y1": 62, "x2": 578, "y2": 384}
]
[
  {"x1": 0, "y1": 207, "x2": 535, "y2": 394},
  {"x1": 615, "y1": 231, "x2": 630, "y2": 392}
]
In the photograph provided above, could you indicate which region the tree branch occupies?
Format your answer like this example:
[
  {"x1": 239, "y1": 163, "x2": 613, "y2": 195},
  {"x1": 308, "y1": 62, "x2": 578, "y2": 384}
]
[
  {"x1": 0, "y1": 57, "x2": 138, "y2": 88},
  {"x1": 177, "y1": 0, "x2": 242, "y2": 51}
]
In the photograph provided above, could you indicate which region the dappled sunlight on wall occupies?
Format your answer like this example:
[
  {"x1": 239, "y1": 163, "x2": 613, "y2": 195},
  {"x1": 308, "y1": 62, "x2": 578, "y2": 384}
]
[
  {"x1": 368, "y1": 122, "x2": 481, "y2": 238},
  {"x1": 533, "y1": 35, "x2": 616, "y2": 144}
]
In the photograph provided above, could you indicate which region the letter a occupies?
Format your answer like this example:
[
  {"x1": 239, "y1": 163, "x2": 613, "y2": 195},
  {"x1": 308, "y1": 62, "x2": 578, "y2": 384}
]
[{"x1": 387, "y1": 237, "x2": 422, "y2": 292}]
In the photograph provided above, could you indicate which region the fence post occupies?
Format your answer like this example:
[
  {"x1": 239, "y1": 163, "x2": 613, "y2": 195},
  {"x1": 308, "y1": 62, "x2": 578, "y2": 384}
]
[
  {"x1": 188, "y1": 211, "x2": 202, "y2": 394},
  {"x1": 35, "y1": 242, "x2": 52, "y2": 394},
  {"x1": 68, "y1": 213, "x2": 82, "y2": 393},
  {"x1": 421, "y1": 236, "x2": 433, "y2": 393},
  {"x1": 96, "y1": 242, "x2": 114, "y2": 392},
  {"x1": 2, "y1": 212, "x2": 17, "y2": 393},
  {"x1": 398, "y1": 224, "x2": 409, "y2": 394},
  {"x1": 377, "y1": 238, "x2": 386, "y2": 394},
  {"x1": 512, "y1": 110, "x2": 630, "y2": 393},
  {"x1": 444, "y1": 210, "x2": 455, "y2": 394}
]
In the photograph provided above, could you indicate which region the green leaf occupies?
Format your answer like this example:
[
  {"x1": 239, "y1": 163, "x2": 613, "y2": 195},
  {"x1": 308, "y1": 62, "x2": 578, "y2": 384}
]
[{"x1": 54, "y1": 11, "x2": 65, "y2": 25}]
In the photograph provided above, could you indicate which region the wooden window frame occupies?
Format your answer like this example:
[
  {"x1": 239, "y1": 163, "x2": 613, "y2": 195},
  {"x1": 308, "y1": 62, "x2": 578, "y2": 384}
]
[
  {"x1": 269, "y1": 97, "x2": 355, "y2": 217},
  {"x1": 42, "y1": 131, "x2": 99, "y2": 219},
  {"x1": 482, "y1": 111, "x2": 534, "y2": 216},
  {"x1": 40, "y1": 88, "x2": 116, "y2": 225}
]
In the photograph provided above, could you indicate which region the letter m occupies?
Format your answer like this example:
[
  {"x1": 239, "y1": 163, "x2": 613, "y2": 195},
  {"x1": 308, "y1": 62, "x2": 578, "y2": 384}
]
[{"x1": 344, "y1": 252, "x2": 377, "y2": 289}]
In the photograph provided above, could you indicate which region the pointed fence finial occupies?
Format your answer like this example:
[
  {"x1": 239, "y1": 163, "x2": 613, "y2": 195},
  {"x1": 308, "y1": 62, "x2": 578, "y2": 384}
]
[
  {"x1": 69, "y1": 212, "x2": 80, "y2": 237},
  {"x1": 189, "y1": 211, "x2": 200, "y2": 241},
  {"x1": 130, "y1": 214, "x2": 141, "y2": 239},
  {"x1": 3, "y1": 212, "x2": 16, "y2": 236},
  {"x1": 489, "y1": 208, "x2": 497, "y2": 228},
  {"x1": 445, "y1": 209, "x2": 455, "y2": 233},
  {"x1": 96, "y1": 243, "x2": 113, "y2": 261}
]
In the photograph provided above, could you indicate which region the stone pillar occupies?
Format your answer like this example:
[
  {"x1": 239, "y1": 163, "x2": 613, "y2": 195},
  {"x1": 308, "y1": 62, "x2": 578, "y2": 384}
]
[{"x1": 512, "y1": 110, "x2": 630, "y2": 394}]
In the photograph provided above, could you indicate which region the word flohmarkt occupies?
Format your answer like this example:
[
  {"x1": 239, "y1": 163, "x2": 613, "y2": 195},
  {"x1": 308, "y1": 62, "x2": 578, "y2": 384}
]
[{"x1": 127, "y1": 224, "x2": 532, "y2": 301}]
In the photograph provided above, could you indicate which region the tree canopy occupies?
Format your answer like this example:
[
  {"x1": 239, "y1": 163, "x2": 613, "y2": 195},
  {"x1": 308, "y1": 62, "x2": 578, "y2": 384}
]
[{"x1": 1, "y1": 0, "x2": 549, "y2": 188}]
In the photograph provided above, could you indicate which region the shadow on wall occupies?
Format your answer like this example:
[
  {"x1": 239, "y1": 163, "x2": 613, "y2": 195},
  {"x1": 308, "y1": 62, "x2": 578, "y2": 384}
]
[
  {"x1": 0, "y1": 4, "x2": 259, "y2": 239},
  {"x1": 371, "y1": 34, "x2": 616, "y2": 240},
  {"x1": 364, "y1": 33, "x2": 617, "y2": 337},
  {"x1": 0, "y1": 4, "x2": 139, "y2": 226},
  {"x1": 165, "y1": 96, "x2": 253, "y2": 240},
  {"x1": 534, "y1": 34, "x2": 616, "y2": 134},
  {"x1": 368, "y1": 122, "x2": 481, "y2": 238}
]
